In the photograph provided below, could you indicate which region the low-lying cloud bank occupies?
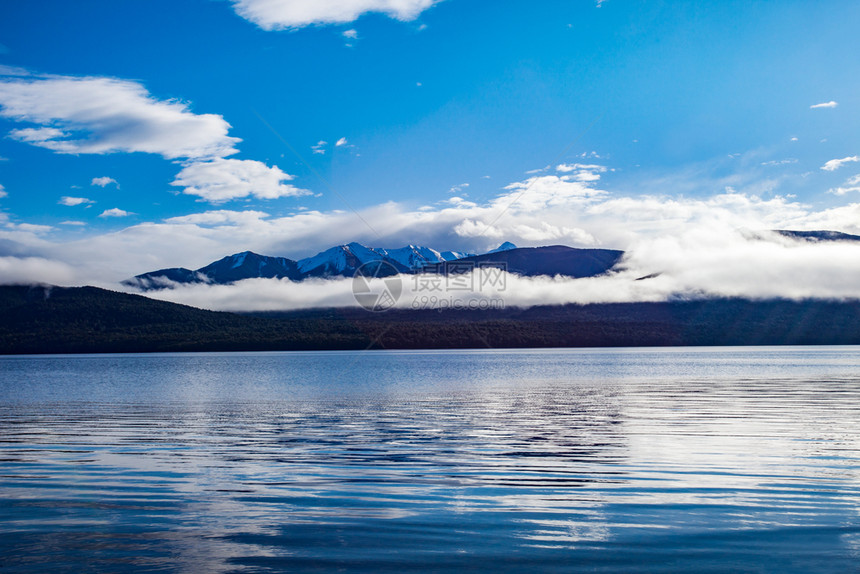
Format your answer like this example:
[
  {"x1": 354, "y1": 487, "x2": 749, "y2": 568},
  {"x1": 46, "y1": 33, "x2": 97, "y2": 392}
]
[
  {"x1": 0, "y1": 256, "x2": 78, "y2": 286},
  {"x1": 140, "y1": 229, "x2": 860, "y2": 312}
]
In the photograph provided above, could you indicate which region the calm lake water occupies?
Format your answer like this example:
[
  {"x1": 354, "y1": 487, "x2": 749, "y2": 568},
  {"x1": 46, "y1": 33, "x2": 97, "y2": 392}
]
[{"x1": 1, "y1": 347, "x2": 859, "y2": 573}]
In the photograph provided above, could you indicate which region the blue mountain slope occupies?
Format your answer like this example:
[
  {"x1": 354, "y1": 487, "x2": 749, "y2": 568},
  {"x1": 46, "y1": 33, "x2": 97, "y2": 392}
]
[
  {"x1": 124, "y1": 251, "x2": 301, "y2": 289},
  {"x1": 424, "y1": 245, "x2": 624, "y2": 278}
]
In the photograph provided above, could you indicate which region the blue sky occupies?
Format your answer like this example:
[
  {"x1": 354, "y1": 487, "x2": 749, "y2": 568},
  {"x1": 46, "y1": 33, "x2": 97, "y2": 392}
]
[{"x1": 1, "y1": 0, "x2": 860, "y2": 288}]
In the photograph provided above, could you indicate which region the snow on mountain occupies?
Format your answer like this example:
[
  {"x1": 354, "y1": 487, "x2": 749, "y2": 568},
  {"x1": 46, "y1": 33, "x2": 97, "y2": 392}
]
[
  {"x1": 127, "y1": 241, "x2": 504, "y2": 288},
  {"x1": 376, "y1": 245, "x2": 440, "y2": 269},
  {"x1": 487, "y1": 241, "x2": 518, "y2": 254},
  {"x1": 296, "y1": 242, "x2": 396, "y2": 277},
  {"x1": 375, "y1": 245, "x2": 470, "y2": 270},
  {"x1": 297, "y1": 242, "x2": 472, "y2": 277},
  {"x1": 439, "y1": 250, "x2": 473, "y2": 261}
]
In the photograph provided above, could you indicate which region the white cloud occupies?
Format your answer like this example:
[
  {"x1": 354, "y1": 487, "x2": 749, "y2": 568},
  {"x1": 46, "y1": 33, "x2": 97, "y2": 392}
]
[
  {"x1": 0, "y1": 74, "x2": 239, "y2": 159},
  {"x1": 810, "y1": 101, "x2": 838, "y2": 109},
  {"x1": 525, "y1": 165, "x2": 550, "y2": 174},
  {"x1": 335, "y1": 137, "x2": 349, "y2": 147},
  {"x1": 821, "y1": 156, "x2": 860, "y2": 172},
  {"x1": 9, "y1": 160, "x2": 860, "y2": 301},
  {"x1": 311, "y1": 140, "x2": 327, "y2": 154},
  {"x1": 0, "y1": 256, "x2": 77, "y2": 286},
  {"x1": 91, "y1": 176, "x2": 119, "y2": 188},
  {"x1": 555, "y1": 163, "x2": 609, "y2": 182},
  {"x1": 0, "y1": 184, "x2": 5, "y2": 199},
  {"x1": 231, "y1": 0, "x2": 441, "y2": 30},
  {"x1": 446, "y1": 196, "x2": 476, "y2": 208},
  {"x1": 58, "y1": 196, "x2": 94, "y2": 206},
  {"x1": 343, "y1": 29, "x2": 359, "y2": 39},
  {"x1": 6, "y1": 222, "x2": 53, "y2": 234},
  {"x1": 60, "y1": 220, "x2": 87, "y2": 226},
  {"x1": 171, "y1": 158, "x2": 309, "y2": 202},
  {"x1": 164, "y1": 209, "x2": 271, "y2": 226},
  {"x1": 0, "y1": 65, "x2": 29, "y2": 77},
  {"x1": 829, "y1": 174, "x2": 860, "y2": 196},
  {"x1": 98, "y1": 208, "x2": 131, "y2": 218},
  {"x1": 556, "y1": 163, "x2": 606, "y2": 173}
]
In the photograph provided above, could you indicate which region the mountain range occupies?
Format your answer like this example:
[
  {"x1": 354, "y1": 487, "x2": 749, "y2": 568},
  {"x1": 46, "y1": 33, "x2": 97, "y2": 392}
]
[
  {"x1": 124, "y1": 242, "x2": 625, "y2": 290},
  {"x1": 123, "y1": 229, "x2": 860, "y2": 291}
]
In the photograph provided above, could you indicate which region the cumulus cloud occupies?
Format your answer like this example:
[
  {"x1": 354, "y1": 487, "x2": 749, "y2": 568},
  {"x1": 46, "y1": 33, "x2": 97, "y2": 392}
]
[
  {"x1": 0, "y1": 73, "x2": 239, "y2": 159},
  {"x1": 311, "y1": 140, "x2": 327, "y2": 154},
  {"x1": 810, "y1": 101, "x2": 838, "y2": 109},
  {"x1": 231, "y1": 0, "x2": 441, "y2": 30},
  {"x1": 0, "y1": 70, "x2": 309, "y2": 207},
  {"x1": 821, "y1": 156, "x2": 860, "y2": 172},
  {"x1": 91, "y1": 176, "x2": 119, "y2": 188},
  {"x1": 98, "y1": 208, "x2": 131, "y2": 218},
  {"x1": 335, "y1": 137, "x2": 349, "y2": 147},
  {"x1": 171, "y1": 158, "x2": 310, "y2": 202},
  {"x1": 0, "y1": 184, "x2": 6, "y2": 199},
  {"x1": 58, "y1": 196, "x2": 94, "y2": 206}
]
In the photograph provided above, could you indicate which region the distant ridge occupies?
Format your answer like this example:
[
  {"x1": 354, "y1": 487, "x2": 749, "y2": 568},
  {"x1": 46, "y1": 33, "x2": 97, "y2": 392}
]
[
  {"x1": 424, "y1": 245, "x2": 624, "y2": 278},
  {"x1": 774, "y1": 230, "x2": 860, "y2": 242}
]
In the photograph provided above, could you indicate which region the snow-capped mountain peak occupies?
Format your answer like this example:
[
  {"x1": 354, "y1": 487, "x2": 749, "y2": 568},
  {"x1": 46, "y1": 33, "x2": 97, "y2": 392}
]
[
  {"x1": 377, "y1": 245, "x2": 441, "y2": 270},
  {"x1": 297, "y1": 245, "x2": 351, "y2": 275},
  {"x1": 439, "y1": 250, "x2": 473, "y2": 261},
  {"x1": 126, "y1": 241, "x2": 522, "y2": 289},
  {"x1": 488, "y1": 241, "x2": 517, "y2": 254}
]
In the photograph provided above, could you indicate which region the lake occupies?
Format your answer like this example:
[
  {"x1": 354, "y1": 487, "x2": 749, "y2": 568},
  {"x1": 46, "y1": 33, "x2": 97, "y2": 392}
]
[{"x1": 1, "y1": 347, "x2": 859, "y2": 572}]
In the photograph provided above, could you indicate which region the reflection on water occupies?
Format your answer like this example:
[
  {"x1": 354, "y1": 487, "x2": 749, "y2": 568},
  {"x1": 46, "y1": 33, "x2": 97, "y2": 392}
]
[{"x1": 1, "y1": 347, "x2": 859, "y2": 572}]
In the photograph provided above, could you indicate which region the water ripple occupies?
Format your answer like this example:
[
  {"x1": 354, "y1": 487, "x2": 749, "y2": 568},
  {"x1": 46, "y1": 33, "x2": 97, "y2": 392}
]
[{"x1": 1, "y1": 347, "x2": 859, "y2": 572}]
